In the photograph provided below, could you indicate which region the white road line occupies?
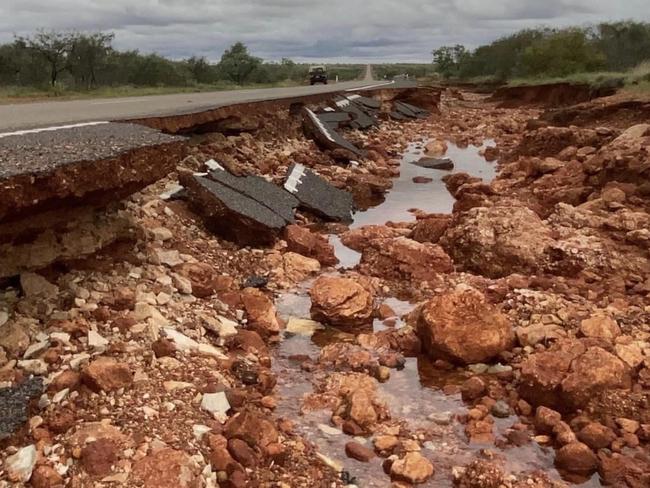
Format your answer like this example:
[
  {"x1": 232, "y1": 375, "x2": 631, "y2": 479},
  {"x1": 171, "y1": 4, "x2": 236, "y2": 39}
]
[
  {"x1": 284, "y1": 164, "x2": 306, "y2": 193},
  {"x1": 346, "y1": 80, "x2": 395, "y2": 91},
  {"x1": 90, "y1": 97, "x2": 152, "y2": 105},
  {"x1": 0, "y1": 121, "x2": 110, "y2": 139}
]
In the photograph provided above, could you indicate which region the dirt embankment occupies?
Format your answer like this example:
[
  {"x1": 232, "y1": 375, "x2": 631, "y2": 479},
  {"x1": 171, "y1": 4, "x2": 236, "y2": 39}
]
[{"x1": 489, "y1": 82, "x2": 618, "y2": 108}]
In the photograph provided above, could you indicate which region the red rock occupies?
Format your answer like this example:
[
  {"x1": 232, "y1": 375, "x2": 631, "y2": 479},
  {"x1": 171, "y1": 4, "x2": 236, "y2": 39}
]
[
  {"x1": 377, "y1": 303, "x2": 396, "y2": 319},
  {"x1": 560, "y1": 347, "x2": 631, "y2": 409},
  {"x1": 416, "y1": 288, "x2": 514, "y2": 364},
  {"x1": 457, "y1": 460, "x2": 504, "y2": 488},
  {"x1": 412, "y1": 176, "x2": 433, "y2": 184},
  {"x1": 578, "y1": 423, "x2": 616, "y2": 449},
  {"x1": 223, "y1": 410, "x2": 279, "y2": 452},
  {"x1": 555, "y1": 442, "x2": 597, "y2": 475},
  {"x1": 411, "y1": 215, "x2": 451, "y2": 243},
  {"x1": 174, "y1": 262, "x2": 232, "y2": 298},
  {"x1": 31, "y1": 465, "x2": 64, "y2": 488},
  {"x1": 342, "y1": 420, "x2": 364, "y2": 436},
  {"x1": 82, "y1": 357, "x2": 133, "y2": 392},
  {"x1": 441, "y1": 205, "x2": 554, "y2": 278},
  {"x1": 390, "y1": 452, "x2": 434, "y2": 484},
  {"x1": 48, "y1": 409, "x2": 76, "y2": 434},
  {"x1": 340, "y1": 225, "x2": 410, "y2": 252},
  {"x1": 534, "y1": 406, "x2": 562, "y2": 434},
  {"x1": 227, "y1": 438, "x2": 258, "y2": 467},
  {"x1": 284, "y1": 225, "x2": 338, "y2": 266},
  {"x1": 345, "y1": 389, "x2": 378, "y2": 429},
  {"x1": 109, "y1": 287, "x2": 136, "y2": 311},
  {"x1": 152, "y1": 338, "x2": 176, "y2": 358},
  {"x1": 240, "y1": 288, "x2": 281, "y2": 336},
  {"x1": 598, "y1": 452, "x2": 650, "y2": 487},
  {"x1": 579, "y1": 315, "x2": 620, "y2": 342},
  {"x1": 309, "y1": 275, "x2": 374, "y2": 327},
  {"x1": 359, "y1": 236, "x2": 453, "y2": 281},
  {"x1": 345, "y1": 441, "x2": 375, "y2": 462},
  {"x1": 206, "y1": 433, "x2": 238, "y2": 472},
  {"x1": 80, "y1": 438, "x2": 118, "y2": 476},
  {"x1": 461, "y1": 377, "x2": 486, "y2": 402},
  {"x1": 47, "y1": 370, "x2": 81, "y2": 393},
  {"x1": 132, "y1": 448, "x2": 199, "y2": 488}
]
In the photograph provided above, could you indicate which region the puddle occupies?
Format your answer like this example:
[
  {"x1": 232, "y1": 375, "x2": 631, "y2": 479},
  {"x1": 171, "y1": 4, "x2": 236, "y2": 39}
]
[{"x1": 272, "y1": 140, "x2": 581, "y2": 486}]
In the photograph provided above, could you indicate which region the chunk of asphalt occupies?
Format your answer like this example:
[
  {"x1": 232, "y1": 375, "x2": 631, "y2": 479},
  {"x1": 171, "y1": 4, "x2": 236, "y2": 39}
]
[
  {"x1": 206, "y1": 162, "x2": 298, "y2": 223},
  {"x1": 412, "y1": 157, "x2": 454, "y2": 170},
  {"x1": 284, "y1": 163, "x2": 353, "y2": 222},
  {"x1": 346, "y1": 94, "x2": 382, "y2": 110},
  {"x1": 316, "y1": 111, "x2": 352, "y2": 130},
  {"x1": 333, "y1": 97, "x2": 377, "y2": 130},
  {"x1": 303, "y1": 108, "x2": 365, "y2": 157},
  {"x1": 180, "y1": 172, "x2": 289, "y2": 244},
  {"x1": 0, "y1": 377, "x2": 44, "y2": 440},
  {"x1": 395, "y1": 101, "x2": 429, "y2": 119}
]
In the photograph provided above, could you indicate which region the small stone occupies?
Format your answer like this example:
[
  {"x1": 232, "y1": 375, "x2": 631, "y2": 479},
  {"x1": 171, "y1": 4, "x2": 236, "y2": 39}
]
[
  {"x1": 88, "y1": 330, "x2": 109, "y2": 349},
  {"x1": 491, "y1": 401, "x2": 511, "y2": 418},
  {"x1": 390, "y1": 452, "x2": 434, "y2": 484},
  {"x1": 318, "y1": 423, "x2": 343, "y2": 436},
  {"x1": 5, "y1": 445, "x2": 37, "y2": 482},
  {"x1": 201, "y1": 392, "x2": 231, "y2": 417},
  {"x1": 82, "y1": 357, "x2": 133, "y2": 392},
  {"x1": 428, "y1": 411, "x2": 453, "y2": 425},
  {"x1": 345, "y1": 441, "x2": 375, "y2": 462},
  {"x1": 616, "y1": 418, "x2": 640, "y2": 434},
  {"x1": 374, "y1": 435, "x2": 399, "y2": 452},
  {"x1": 554, "y1": 442, "x2": 597, "y2": 475}
]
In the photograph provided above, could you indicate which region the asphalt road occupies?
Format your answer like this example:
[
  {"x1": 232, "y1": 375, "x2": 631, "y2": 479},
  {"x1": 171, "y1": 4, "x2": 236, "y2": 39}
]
[{"x1": 0, "y1": 65, "x2": 402, "y2": 133}]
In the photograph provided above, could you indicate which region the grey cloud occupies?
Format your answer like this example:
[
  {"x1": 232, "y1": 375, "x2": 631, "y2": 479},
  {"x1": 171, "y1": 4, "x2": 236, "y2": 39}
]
[{"x1": 1, "y1": 0, "x2": 648, "y2": 62}]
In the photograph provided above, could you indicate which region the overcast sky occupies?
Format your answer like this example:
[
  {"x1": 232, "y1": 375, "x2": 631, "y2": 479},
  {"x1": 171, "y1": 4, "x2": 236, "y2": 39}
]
[{"x1": 0, "y1": 0, "x2": 648, "y2": 62}]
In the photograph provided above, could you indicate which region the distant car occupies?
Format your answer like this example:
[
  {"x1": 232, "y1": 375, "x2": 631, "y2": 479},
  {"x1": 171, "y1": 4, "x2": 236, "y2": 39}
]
[{"x1": 309, "y1": 66, "x2": 328, "y2": 85}]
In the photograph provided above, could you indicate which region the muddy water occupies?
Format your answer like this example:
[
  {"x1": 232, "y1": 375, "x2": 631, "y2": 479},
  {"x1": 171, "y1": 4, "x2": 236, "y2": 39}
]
[{"x1": 272, "y1": 142, "x2": 575, "y2": 486}]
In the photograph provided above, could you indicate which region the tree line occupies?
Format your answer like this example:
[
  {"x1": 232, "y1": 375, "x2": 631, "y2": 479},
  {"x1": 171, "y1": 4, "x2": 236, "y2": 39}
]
[
  {"x1": 432, "y1": 21, "x2": 650, "y2": 81},
  {"x1": 0, "y1": 30, "x2": 363, "y2": 90}
]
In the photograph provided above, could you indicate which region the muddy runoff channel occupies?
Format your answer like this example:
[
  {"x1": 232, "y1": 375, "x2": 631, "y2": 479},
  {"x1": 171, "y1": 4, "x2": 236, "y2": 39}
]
[{"x1": 272, "y1": 142, "x2": 563, "y2": 487}]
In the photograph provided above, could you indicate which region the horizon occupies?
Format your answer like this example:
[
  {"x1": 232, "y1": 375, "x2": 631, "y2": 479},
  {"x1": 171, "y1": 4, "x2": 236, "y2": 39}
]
[{"x1": 1, "y1": 0, "x2": 648, "y2": 63}]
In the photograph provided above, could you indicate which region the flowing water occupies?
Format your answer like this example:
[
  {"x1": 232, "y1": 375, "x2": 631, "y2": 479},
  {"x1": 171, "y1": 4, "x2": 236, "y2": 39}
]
[{"x1": 272, "y1": 141, "x2": 591, "y2": 486}]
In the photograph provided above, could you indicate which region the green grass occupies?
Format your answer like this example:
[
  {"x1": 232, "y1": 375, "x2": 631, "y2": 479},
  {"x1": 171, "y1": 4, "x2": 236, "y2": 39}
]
[{"x1": 0, "y1": 80, "x2": 306, "y2": 104}]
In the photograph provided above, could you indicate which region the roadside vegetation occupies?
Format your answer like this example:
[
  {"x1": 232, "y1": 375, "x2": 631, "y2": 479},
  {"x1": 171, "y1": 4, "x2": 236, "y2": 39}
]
[
  {"x1": 0, "y1": 31, "x2": 364, "y2": 101},
  {"x1": 431, "y1": 21, "x2": 650, "y2": 92}
]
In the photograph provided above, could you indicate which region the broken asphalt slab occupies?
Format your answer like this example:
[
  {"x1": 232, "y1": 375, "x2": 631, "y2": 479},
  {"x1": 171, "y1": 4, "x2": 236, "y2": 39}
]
[
  {"x1": 206, "y1": 160, "x2": 298, "y2": 223},
  {"x1": 412, "y1": 157, "x2": 454, "y2": 170},
  {"x1": 302, "y1": 108, "x2": 365, "y2": 158},
  {"x1": 179, "y1": 171, "x2": 294, "y2": 244},
  {"x1": 284, "y1": 163, "x2": 353, "y2": 222},
  {"x1": 333, "y1": 96, "x2": 377, "y2": 130},
  {"x1": 394, "y1": 101, "x2": 429, "y2": 119},
  {"x1": 0, "y1": 377, "x2": 43, "y2": 440}
]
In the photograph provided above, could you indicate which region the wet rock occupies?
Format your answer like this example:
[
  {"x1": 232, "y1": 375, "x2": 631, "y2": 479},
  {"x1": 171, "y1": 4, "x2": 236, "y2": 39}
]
[
  {"x1": 491, "y1": 400, "x2": 511, "y2": 418},
  {"x1": 441, "y1": 206, "x2": 554, "y2": 278},
  {"x1": 442, "y1": 172, "x2": 482, "y2": 198},
  {"x1": 173, "y1": 262, "x2": 232, "y2": 298},
  {"x1": 284, "y1": 225, "x2": 338, "y2": 266},
  {"x1": 284, "y1": 163, "x2": 353, "y2": 222},
  {"x1": 555, "y1": 442, "x2": 597, "y2": 475},
  {"x1": 359, "y1": 236, "x2": 453, "y2": 281},
  {"x1": 340, "y1": 225, "x2": 410, "y2": 253},
  {"x1": 413, "y1": 157, "x2": 454, "y2": 170},
  {"x1": 519, "y1": 340, "x2": 631, "y2": 410},
  {"x1": 390, "y1": 452, "x2": 434, "y2": 484},
  {"x1": 132, "y1": 448, "x2": 200, "y2": 488},
  {"x1": 82, "y1": 357, "x2": 133, "y2": 392},
  {"x1": 345, "y1": 390, "x2": 378, "y2": 429},
  {"x1": 276, "y1": 251, "x2": 321, "y2": 283},
  {"x1": 0, "y1": 377, "x2": 44, "y2": 440},
  {"x1": 241, "y1": 288, "x2": 281, "y2": 336},
  {"x1": 374, "y1": 435, "x2": 399, "y2": 453},
  {"x1": 425, "y1": 140, "x2": 448, "y2": 156},
  {"x1": 534, "y1": 406, "x2": 563, "y2": 434},
  {"x1": 412, "y1": 176, "x2": 433, "y2": 184},
  {"x1": 345, "y1": 441, "x2": 375, "y2": 462},
  {"x1": 411, "y1": 215, "x2": 451, "y2": 244},
  {"x1": 415, "y1": 288, "x2": 514, "y2": 364},
  {"x1": 309, "y1": 275, "x2": 374, "y2": 327},
  {"x1": 206, "y1": 433, "x2": 237, "y2": 471},
  {"x1": 461, "y1": 377, "x2": 486, "y2": 402},
  {"x1": 4, "y1": 444, "x2": 37, "y2": 482},
  {"x1": 578, "y1": 422, "x2": 616, "y2": 449}
]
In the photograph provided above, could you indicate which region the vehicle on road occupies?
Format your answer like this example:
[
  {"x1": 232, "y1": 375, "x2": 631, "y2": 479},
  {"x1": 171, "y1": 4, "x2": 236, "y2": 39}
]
[{"x1": 309, "y1": 65, "x2": 328, "y2": 85}]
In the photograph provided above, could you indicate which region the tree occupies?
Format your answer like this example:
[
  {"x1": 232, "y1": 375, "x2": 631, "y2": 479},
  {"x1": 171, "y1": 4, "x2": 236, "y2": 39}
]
[
  {"x1": 185, "y1": 56, "x2": 214, "y2": 84},
  {"x1": 19, "y1": 30, "x2": 75, "y2": 86},
  {"x1": 217, "y1": 42, "x2": 261, "y2": 85},
  {"x1": 67, "y1": 32, "x2": 114, "y2": 88},
  {"x1": 432, "y1": 44, "x2": 468, "y2": 78}
]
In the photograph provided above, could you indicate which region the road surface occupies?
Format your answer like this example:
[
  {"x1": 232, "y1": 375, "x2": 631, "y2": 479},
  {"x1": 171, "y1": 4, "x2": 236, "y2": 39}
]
[{"x1": 0, "y1": 65, "x2": 402, "y2": 133}]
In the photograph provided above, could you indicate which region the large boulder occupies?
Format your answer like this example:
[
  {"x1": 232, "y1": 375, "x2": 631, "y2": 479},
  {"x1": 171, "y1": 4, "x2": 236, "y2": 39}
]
[
  {"x1": 309, "y1": 276, "x2": 374, "y2": 327},
  {"x1": 519, "y1": 339, "x2": 632, "y2": 411},
  {"x1": 441, "y1": 205, "x2": 554, "y2": 278},
  {"x1": 340, "y1": 225, "x2": 410, "y2": 253},
  {"x1": 415, "y1": 288, "x2": 514, "y2": 364},
  {"x1": 359, "y1": 236, "x2": 453, "y2": 281}
]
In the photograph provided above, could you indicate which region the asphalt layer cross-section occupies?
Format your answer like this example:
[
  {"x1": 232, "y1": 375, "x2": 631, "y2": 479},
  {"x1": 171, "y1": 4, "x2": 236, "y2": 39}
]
[{"x1": 0, "y1": 123, "x2": 182, "y2": 179}]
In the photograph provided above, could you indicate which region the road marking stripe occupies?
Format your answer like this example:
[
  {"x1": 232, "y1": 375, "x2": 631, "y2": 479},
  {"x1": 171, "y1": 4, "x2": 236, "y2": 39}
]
[
  {"x1": 284, "y1": 164, "x2": 306, "y2": 193},
  {"x1": 0, "y1": 121, "x2": 110, "y2": 139},
  {"x1": 346, "y1": 80, "x2": 395, "y2": 91}
]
